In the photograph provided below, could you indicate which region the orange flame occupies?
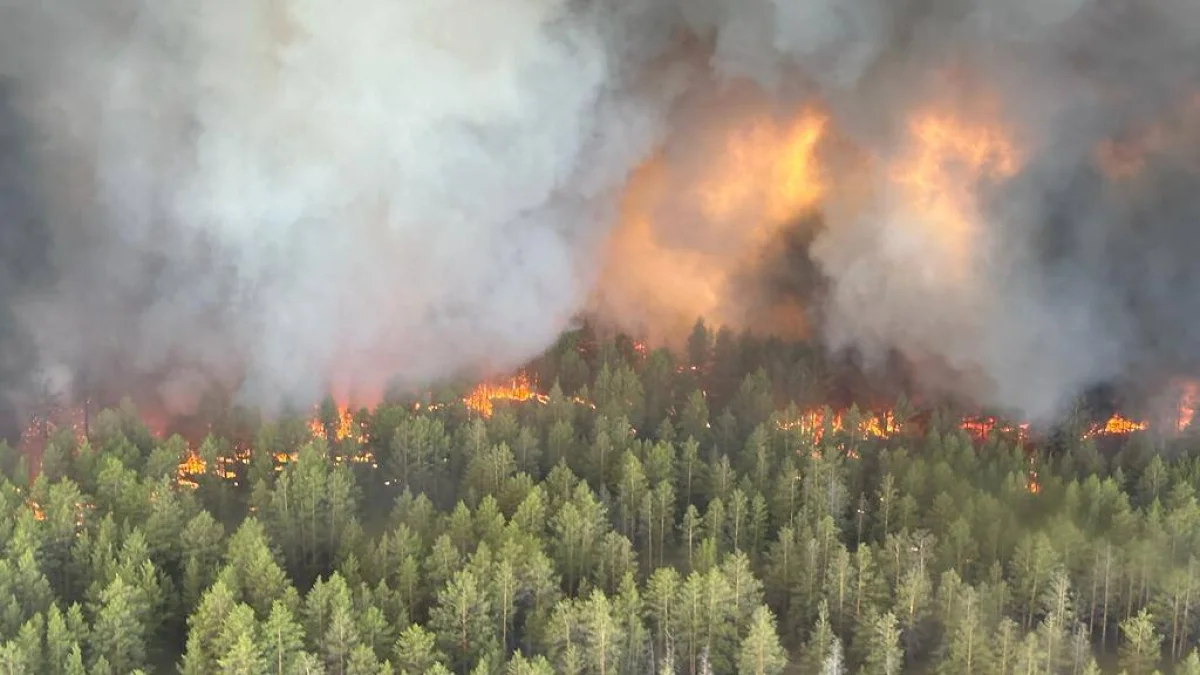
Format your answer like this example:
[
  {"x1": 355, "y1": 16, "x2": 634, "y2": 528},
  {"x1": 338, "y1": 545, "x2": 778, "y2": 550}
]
[
  {"x1": 959, "y1": 417, "x2": 1030, "y2": 443},
  {"x1": 776, "y1": 408, "x2": 903, "y2": 444},
  {"x1": 1083, "y1": 414, "x2": 1149, "y2": 439},
  {"x1": 1027, "y1": 471, "x2": 1040, "y2": 495},
  {"x1": 1177, "y1": 380, "x2": 1198, "y2": 432},
  {"x1": 307, "y1": 405, "x2": 363, "y2": 442},
  {"x1": 463, "y1": 372, "x2": 545, "y2": 418},
  {"x1": 176, "y1": 452, "x2": 206, "y2": 489}
]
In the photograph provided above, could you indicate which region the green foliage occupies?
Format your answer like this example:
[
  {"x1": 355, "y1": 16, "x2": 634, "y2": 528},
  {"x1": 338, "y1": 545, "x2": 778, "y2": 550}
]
[{"x1": 1, "y1": 327, "x2": 1199, "y2": 673}]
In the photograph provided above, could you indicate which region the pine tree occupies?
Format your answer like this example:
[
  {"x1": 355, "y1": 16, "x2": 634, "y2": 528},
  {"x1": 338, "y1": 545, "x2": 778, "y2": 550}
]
[
  {"x1": 506, "y1": 651, "x2": 555, "y2": 675},
  {"x1": 737, "y1": 605, "x2": 787, "y2": 675},
  {"x1": 856, "y1": 610, "x2": 903, "y2": 675},
  {"x1": 261, "y1": 600, "x2": 308, "y2": 675},
  {"x1": 1118, "y1": 609, "x2": 1162, "y2": 675},
  {"x1": 1177, "y1": 650, "x2": 1200, "y2": 675},
  {"x1": 799, "y1": 601, "x2": 836, "y2": 673},
  {"x1": 89, "y1": 576, "x2": 147, "y2": 674},
  {"x1": 581, "y1": 589, "x2": 623, "y2": 675},
  {"x1": 393, "y1": 623, "x2": 443, "y2": 674},
  {"x1": 217, "y1": 631, "x2": 268, "y2": 675},
  {"x1": 429, "y1": 569, "x2": 494, "y2": 673},
  {"x1": 936, "y1": 588, "x2": 992, "y2": 675}
]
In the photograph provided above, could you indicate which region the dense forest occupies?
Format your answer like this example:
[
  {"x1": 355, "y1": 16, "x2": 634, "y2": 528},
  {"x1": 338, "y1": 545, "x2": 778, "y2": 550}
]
[{"x1": 1, "y1": 321, "x2": 1200, "y2": 674}]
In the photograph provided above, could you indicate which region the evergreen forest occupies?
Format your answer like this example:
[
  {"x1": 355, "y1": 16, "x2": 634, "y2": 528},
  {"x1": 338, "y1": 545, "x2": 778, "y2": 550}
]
[{"x1": 1, "y1": 321, "x2": 1200, "y2": 675}]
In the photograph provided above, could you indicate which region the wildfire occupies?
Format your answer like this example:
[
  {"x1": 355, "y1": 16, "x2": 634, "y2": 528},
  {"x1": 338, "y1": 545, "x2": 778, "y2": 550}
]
[
  {"x1": 1083, "y1": 414, "x2": 1149, "y2": 439},
  {"x1": 308, "y1": 404, "x2": 364, "y2": 443},
  {"x1": 176, "y1": 452, "x2": 206, "y2": 489},
  {"x1": 776, "y1": 408, "x2": 903, "y2": 444},
  {"x1": 463, "y1": 372, "x2": 545, "y2": 418},
  {"x1": 18, "y1": 404, "x2": 88, "y2": 448},
  {"x1": 959, "y1": 417, "x2": 1030, "y2": 443},
  {"x1": 1027, "y1": 470, "x2": 1041, "y2": 495},
  {"x1": 1176, "y1": 380, "x2": 1198, "y2": 431}
]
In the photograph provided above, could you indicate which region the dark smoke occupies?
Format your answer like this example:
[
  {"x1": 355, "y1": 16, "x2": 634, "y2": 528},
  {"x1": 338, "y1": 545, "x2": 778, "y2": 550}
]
[
  {"x1": 1, "y1": 0, "x2": 1199, "y2": 428},
  {"x1": 0, "y1": 80, "x2": 52, "y2": 441}
]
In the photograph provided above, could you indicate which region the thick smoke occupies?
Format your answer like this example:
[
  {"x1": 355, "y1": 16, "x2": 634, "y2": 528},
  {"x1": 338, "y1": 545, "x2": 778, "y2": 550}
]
[
  {"x1": 0, "y1": 0, "x2": 681, "y2": 420},
  {"x1": 1, "y1": 0, "x2": 1199, "y2": 428}
]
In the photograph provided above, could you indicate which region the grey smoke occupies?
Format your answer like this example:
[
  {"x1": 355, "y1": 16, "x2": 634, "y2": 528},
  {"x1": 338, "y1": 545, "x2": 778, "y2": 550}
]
[{"x1": 0, "y1": 0, "x2": 1198, "y2": 427}]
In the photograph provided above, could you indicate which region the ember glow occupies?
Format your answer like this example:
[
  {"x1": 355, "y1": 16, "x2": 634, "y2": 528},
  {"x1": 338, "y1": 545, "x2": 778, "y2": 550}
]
[{"x1": 18, "y1": 403, "x2": 87, "y2": 448}]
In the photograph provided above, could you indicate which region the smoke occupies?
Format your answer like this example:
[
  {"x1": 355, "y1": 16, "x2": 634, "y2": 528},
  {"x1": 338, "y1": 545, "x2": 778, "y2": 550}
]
[
  {"x1": 0, "y1": 0, "x2": 1198, "y2": 427},
  {"x1": 0, "y1": 0, "x2": 682, "y2": 420}
]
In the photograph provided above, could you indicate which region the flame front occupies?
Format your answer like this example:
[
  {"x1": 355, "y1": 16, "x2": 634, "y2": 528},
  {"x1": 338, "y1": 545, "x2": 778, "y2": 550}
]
[
  {"x1": 464, "y1": 372, "x2": 544, "y2": 418},
  {"x1": 177, "y1": 453, "x2": 206, "y2": 489},
  {"x1": 959, "y1": 417, "x2": 1030, "y2": 443},
  {"x1": 776, "y1": 408, "x2": 903, "y2": 445},
  {"x1": 308, "y1": 405, "x2": 363, "y2": 442},
  {"x1": 1084, "y1": 413, "x2": 1149, "y2": 439},
  {"x1": 1178, "y1": 380, "x2": 1198, "y2": 431}
]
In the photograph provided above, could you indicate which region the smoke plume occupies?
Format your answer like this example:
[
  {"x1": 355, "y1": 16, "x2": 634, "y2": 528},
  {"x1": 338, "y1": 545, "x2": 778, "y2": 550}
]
[{"x1": 1, "y1": 0, "x2": 1198, "y2": 429}]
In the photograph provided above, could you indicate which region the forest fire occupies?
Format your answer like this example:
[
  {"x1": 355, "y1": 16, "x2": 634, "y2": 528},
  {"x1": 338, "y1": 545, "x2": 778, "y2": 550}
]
[
  {"x1": 958, "y1": 417, "x2": 1030, "y2": 443},
  {"x1": 18, "y1": 403, "x2": 87, "y2": 448},
  {"x1": 1083, "y1": 413, "x2": 1149, "y2": 439},
  {"x1": 463, "y1": 372, "x2": 546, "y2": 418},
  {"x1": 14, "y1": 362, "x2": 1200, "y2": 496},
  {"x1": 176, "y1": 453, "x2": 206, "y2": 489},
  {"x1": 776, "y1": 407, "x2": 903, "y2": 444},
  {"x1": 5, "y1": 6, "x2": 1200, "y2": 668},
  {"x1": 1176, "y1": 380, "x2": 1197, "y2": 431},
  {"x1": 306, "y1": 404, "x2": 363, "y2": 443}
]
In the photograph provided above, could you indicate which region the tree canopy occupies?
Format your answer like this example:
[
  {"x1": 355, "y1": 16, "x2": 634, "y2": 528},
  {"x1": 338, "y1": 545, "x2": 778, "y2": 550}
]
[{"x1": 1, "y1": 321, "x2": 1198, "y2": 674}]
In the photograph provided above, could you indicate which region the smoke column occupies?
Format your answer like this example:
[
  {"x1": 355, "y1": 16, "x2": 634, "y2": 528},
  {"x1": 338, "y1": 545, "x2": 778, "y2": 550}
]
[
  {"x1": 0, "y1": 0, "x2": 1198, "y2": 429},
  {"x1": 0, "y1": 0, "x2": 682, "y2": 422}
]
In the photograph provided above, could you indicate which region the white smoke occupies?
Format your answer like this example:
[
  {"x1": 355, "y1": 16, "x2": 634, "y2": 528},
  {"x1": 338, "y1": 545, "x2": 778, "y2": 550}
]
[
  {"x1": 0, "y1": 0, "x2": 681, "y2": 413},
  {"x1": 1, "y1": 0, "x2": 1199, "y2": 423}
]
